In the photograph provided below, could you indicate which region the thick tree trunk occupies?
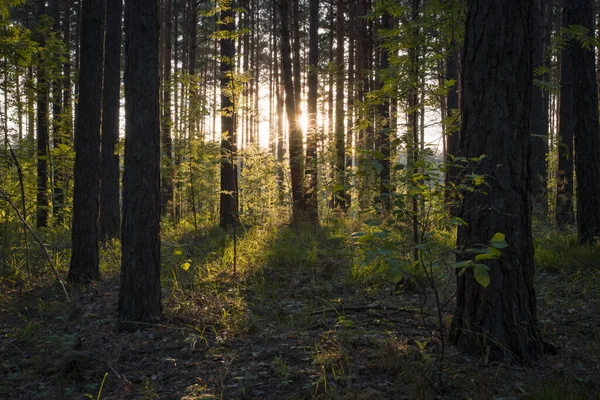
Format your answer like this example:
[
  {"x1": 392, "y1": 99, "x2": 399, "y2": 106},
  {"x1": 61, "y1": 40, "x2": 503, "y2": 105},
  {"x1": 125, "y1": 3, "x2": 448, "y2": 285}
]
[
  {"x1": 219, "y1": 3, "x2": 238, "y2": 229},
  {"x1": 99, "y1": 0, "x2": 122, "y2": 241},
  {"x1": 119, "y1": 0, "x2": 162, "y2": 327},
  {"x1": 568, "y1": 0, "x2": 600, "y2": 243},
  {"x1": 68, "y1": 0, "x2": 106, "y2": 282},
  {"x1": 450, "y1": 0, "x2": 541, "y2": 361},
  {"x1": 279, "y1": 0, "x2": 305, "y2": 220},
  {"x1": 304, "y1": 0, "x2": 318, "y2": 221}
]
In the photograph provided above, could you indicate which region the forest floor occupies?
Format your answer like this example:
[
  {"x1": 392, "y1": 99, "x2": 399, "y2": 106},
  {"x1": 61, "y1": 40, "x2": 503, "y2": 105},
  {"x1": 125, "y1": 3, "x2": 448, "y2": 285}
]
[{"x1": 1, "y1": 223, "x2": 600, "y2": 399}]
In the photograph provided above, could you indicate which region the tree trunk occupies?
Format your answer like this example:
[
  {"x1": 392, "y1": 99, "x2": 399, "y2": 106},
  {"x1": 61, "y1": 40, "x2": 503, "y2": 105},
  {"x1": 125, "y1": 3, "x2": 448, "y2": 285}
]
[
  {"x1": 219, "y1": 1, "x2": 237, "y2": 229},
  {"x1": 51, "y1": 0, "x2": 64, "y2": 224},
  {"x1": 119, "y1": 0, "x2": 162, "y2": 327},
  {"x1": 36, "y1": 0, "x2": 50, "y2": 228},
  {"x1": 568, "y1": 0, "x2": 600, "y2": 243},
  {"x1": 68, "y1": 0, "x2": 106, "y2": 283},
  {"x1": 304, "y1": 0, "x2": 318, "y2": 221},
  {"x1": 450, "y1": 0, "x2": 541, "y2": 361},
  {"x1": 333, "y1": 0, "x2": 346, "y2": 211},
  {"x1": 99, "y1": 0, "x2": 122, "y2": 241},
  {"x1": 556, "y1": 3, "x2": 575, "y2": 225},
  {"x1": 530, "y1": 0, "x2": 549, "y2": 216},
  {"x1": 378, "y1": 11, "x2": 392, "y2": 211},
  {"x1": 161, "y1": 0, "x2": 174, "y2": 218},
  {"x1": 279, "y1": 0, "x2": 305, "y2": 220}
]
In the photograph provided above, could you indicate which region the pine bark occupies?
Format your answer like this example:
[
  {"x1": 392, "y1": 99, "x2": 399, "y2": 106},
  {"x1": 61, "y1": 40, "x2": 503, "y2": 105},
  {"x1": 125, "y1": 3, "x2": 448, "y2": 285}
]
[
  {"x1": 333, "y1": 0, "x2": 346, "y2": 210},
  {"x1": 556, "y1": 3, "x2": 575, "y2": 225},
  {"x1": 99, "y1": 0, "x2": 123, "y2": 241},
  {"x1": 68, "y1": 0, "x2": 106, "y2": 283},
  {"x1": 36, "y1": 0, "x2": 50, "y2": 228},
  {"x1": 568, "y1": 0, "x2": 600, "y2": 243},
  {"x1": 304, "y1": 0, "x2": 319, "y2": 221},
  {"x1": 219, "y1": 2, "x2": 237, "y2": 229},
  {"x1": 161, "y1": 0, "x2": 174, "y2": 218},
  {"x1": 450, "y1": 0, "x2": 541, "y2": 361},
  {"x1": 119, "y1": 0, "x2": 162, "y2": 327},
  {"x1": 279, "y1": 0, "x2": 305, "y2": 219}
]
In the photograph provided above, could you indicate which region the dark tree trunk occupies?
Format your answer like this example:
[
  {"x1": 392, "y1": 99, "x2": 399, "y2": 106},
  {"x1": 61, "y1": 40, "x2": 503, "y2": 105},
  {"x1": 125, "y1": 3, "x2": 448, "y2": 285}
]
[
  {"x1": 568, "y1": 0, "x2": 600, "y2": 243},
  {"x1": 219, "y1": 2, "x2": 238, "y2": 229},
  {"x1": 99, "y1": 0, "x2": 122, "y2": 241},
  {"x1": 161, "y1": 0, "x2": 174, "y2": 218},
  {"x1": 530, "y1": 0, "x2": 549, "y2": 216},
  {"x1": 68, "y1": 0, "x2": 105, "y2": 283},
  {"x1": 444, "y1": 46, "x2": 460, "y2": 202},
  {"x1": 556, "y1": 3, "x2": 575, "y2": 225},
  {"x1": 304, "y1": 0, "x2": 318, "y2": 221},
  {"x1": 450, "y1": 0, "x2": 541, "y2": 361},
  {"x1": 273, "y1": 4, "x2": 285, "y2": 202},
  {"x1": 51, "y1": 0, "x2": 64, "y2": 224},
  {"x1": 292, "y1": 0, "x2": 302, "y2": 119},
  {"x1": 333, "y1": 0, "x2": 346, "y2": 210},
  {"x1": 36, "y1": 0, "x2": 50, "y2": 228},
  {"x1": 333, "y1": 0, "x2": 347, "y2": 211},
  {"x1": 119, "y1": 0, "x2": 162, "y2": 327},
  {"x1": 279, "y1": 0, "x2": 305, "y2": 220}
]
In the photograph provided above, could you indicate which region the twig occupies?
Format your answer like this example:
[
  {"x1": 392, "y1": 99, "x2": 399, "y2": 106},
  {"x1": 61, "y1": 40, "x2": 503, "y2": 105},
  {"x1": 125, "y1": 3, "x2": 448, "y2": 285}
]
[{"x1": 0, "y1": 189, "x2": 70, "y2": 302}]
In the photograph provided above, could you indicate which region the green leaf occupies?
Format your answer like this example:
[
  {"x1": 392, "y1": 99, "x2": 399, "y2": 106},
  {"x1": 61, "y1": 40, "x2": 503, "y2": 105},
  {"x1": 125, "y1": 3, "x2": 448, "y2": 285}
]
[
  {"x1": 490, "y1": 232, "x2": 505, "y2": 243},
  {"x1": 474, "y1": 264, "x2": 490, "y2": 288},
  {"x1": 364, "y1": 219, "x2": 383, "y2": 227},
  {"x1": 385, "y1": 266, "x2": 404, "y2": 284},
  {"x1": 475, "y1": 253, "x2": 497, "y2": 262},
  {"x1": 491, "y1": 241, "x2": 508, "y2": 249},
  {"x1": 487, "y1": 246, "x2": 501, "y2": 257},
  {"x1": 452, "y1": 260, "x2": 472, "y2": 269}
]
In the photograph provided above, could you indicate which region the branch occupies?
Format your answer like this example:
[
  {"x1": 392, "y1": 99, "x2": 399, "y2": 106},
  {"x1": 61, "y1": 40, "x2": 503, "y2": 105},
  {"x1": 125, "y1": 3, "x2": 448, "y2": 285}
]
[{"x1": 311, "y1": 303, "x2": 419, "y2": 315}]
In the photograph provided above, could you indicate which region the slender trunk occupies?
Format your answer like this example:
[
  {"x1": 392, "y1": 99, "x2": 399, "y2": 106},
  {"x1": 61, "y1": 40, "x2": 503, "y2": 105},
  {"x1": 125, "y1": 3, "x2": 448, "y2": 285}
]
[{"x1": 304, "y1": 0, "x2": 318, "y2": 221}]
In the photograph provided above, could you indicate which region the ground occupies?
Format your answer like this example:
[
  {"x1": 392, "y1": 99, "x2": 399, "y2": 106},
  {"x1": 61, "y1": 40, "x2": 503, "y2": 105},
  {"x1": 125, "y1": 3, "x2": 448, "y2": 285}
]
[{"x1": 0, "y1": 224, "x2": 599, "y2": 399}]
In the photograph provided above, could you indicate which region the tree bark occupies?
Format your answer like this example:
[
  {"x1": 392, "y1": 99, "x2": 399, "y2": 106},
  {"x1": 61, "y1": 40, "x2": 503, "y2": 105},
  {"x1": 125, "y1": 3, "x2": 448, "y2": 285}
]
[
  {"x1": 334, "y1": 0, "x2": 346, "y2": 210},
  {"x1": 568, "y1": 0, "x2": 600, "y2": 243},
  {"x1": 68, "y1": 0, "x2": 106, "y2": 283},
  {"x1": 304, "y1": 0, "x2": 318, "y2": 221},
  {"x1": 161, "y1": 0, "x2": 174, "y2": 218},
  {"x1": 119, "y1": 0, "x2": 162, "y2": 326},
  {"x1": 219, "y1": 1, "x2": 238, "y2": 229},
  {"x1": 99, "y1": 0, "x2": 122, "y2": 241},
  {"x1": 556, "y1": 3, "x2": 575, "y2": 225},
  {"x1": 530, "y1": 0, "x2": 549, "y2": 216},
  {"x1": 36, "y1": 0, "x2": 50, "y2": 228},
  {"x1": 279, "y1": 0, "x2": 305, "y2": 220},
  {"x1": 450, "y1": 0, "x2": 541, "y2": 361}
]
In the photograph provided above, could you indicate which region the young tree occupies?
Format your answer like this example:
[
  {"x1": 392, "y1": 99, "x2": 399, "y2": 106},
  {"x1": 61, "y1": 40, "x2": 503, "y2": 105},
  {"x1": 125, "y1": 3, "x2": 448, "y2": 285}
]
[
  {"x1": 567, "y1": 0, "x2": 600, "y2": 243},
  {"x1": 333, "y1": 0, "x2": 346, "y2": 210},
  {"x1": 119, "y1": 0, "x2": 162, "y2": 326},
  {"x1": 99, "y1": 0, "x2": 123, "y2": 241},
  {"x1": 450, "y1": 0, "x2": 542, "y2": 361},
  {"x1": 68, "y1": 0, "x2": 106, "y2": 283},
  {"x1": 219, "y1": 0, "x2": 237, "y2": 229}
]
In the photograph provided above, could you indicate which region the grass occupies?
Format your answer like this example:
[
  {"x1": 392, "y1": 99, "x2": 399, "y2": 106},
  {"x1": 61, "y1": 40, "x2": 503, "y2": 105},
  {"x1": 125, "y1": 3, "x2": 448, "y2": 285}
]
[{"x1": 1, "y1": 220, "x2": 600, "y2": 399}]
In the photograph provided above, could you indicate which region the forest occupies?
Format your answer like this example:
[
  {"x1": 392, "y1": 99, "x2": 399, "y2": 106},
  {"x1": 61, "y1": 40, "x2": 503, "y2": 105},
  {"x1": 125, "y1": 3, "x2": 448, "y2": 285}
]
[{"x1": 1, "y1": 0, "x2": 600, "y2": 398}]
